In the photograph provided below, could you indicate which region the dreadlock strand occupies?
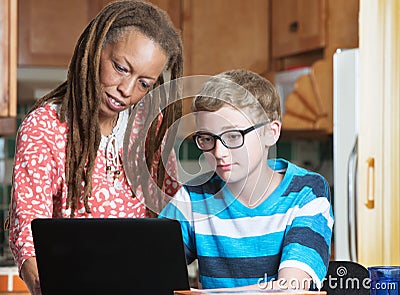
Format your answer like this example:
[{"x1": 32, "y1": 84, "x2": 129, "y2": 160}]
[
  {"x1": 157, "y1": 60, "x2": 184, "y2": 193},
  {"x1": 66, "y1": 7, "x2": 112, "y2": 214},
  {"x1": 75, "y1": 5, "x2": 122, "y2": 211},
  {"x1": 65, "y1": 17, "x2": 93, "y2": 214}
]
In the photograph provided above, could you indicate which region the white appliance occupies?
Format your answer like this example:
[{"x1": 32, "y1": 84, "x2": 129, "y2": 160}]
[{"x1": 333, "y1": 48, "x2": 359, "y2": 261}]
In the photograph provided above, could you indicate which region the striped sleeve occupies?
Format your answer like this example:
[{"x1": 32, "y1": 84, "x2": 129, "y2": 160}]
[
  {"x1": 279, "y1": 173, "x2": 334, "y2": 289},
  {"x1": 159, "y1": 187, "x2": 197, "y2": 263}
]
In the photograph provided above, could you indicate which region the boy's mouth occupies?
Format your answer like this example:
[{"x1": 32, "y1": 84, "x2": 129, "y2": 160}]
[{"x1": 217, "y1": 163, "x2": 232, "y2": 171}]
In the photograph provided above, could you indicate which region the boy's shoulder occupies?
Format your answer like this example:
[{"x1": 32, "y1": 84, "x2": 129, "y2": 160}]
[
  {"x1": 277, "y1": 158, "x2": 331, "y2": 200},
  {"x1": 183, "y1": 171, "x2": 224, "y2": 197},
  {"x1": 273, "y1": 158, "x2": 327, "y2": 179}
]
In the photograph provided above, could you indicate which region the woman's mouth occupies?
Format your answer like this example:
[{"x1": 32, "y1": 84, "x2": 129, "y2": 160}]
[
  {"x1": 106, "y1": 94, "x2": 125, "y2": 111},
  {"x1": 110, "y1": 97, "x2": 122, "y2": 106}
]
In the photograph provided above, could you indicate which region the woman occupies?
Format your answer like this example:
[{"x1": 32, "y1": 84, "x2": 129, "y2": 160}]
[{"x1": 6, "y1": 1, "x2": 183, "y2": 293}]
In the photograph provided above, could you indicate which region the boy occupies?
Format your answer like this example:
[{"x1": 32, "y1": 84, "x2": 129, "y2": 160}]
[{"x1": 160, "y1": 69, "x2": 333, "y2": 291}]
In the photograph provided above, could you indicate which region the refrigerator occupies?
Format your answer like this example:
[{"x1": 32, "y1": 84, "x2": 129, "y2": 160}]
[{"x1": 333, "y1": 48, "x2": 359, "y2": 261}]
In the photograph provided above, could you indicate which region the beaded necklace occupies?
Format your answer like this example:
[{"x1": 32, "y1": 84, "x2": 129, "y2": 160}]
[
  {"x1": 105, "y1": 133, "x2": 122, "y2": 189},
  {"x1": 101, "y1": 111, "x2": 128, "y2": 190}
]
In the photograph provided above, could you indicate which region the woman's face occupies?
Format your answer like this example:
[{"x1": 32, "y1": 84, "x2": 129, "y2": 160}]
[{"x1": 99, "y1": 29, "x2": 168, "y2": 122}]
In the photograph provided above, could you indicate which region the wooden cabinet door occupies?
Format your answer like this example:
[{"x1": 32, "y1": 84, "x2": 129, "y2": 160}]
[
  {"x1": 18, "y1": 0, "x2": 181, "y2": 68},
  {"x1": 0, "y1": 0, "x2": 17, "y2": 135},
  {"x1": 18, "y1": 0, "x2": 101, "y2": 67},
  {"x1": 271, "y1": 0, "x2": 326, "y2": 58},
  {"x1": 182, "y1": 0, "x2": 270, "y2": 76},
  {"x1": 357, "y1": 0, "x2": 400, "y2": 266},
  {"x1": 147, "y1": 0, "x2": 182, "y2": 30}
]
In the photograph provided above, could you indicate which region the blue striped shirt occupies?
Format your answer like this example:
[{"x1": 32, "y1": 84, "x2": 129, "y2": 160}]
[{"x1": 160, "y1": 159, "x2": 333, "y2": 289}]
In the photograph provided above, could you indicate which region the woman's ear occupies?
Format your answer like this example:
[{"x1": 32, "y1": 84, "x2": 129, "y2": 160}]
[{"x1": 265, "y1": 120, "x2": 281, "y2": 146}]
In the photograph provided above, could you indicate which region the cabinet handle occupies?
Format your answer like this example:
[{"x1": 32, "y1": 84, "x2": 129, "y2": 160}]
[
  {"x1": 289, "y1": 21, "x2": 299, "y2": 32},
  {"x1": 365, "y1": 157, "x2": 375, "y2": 209}
]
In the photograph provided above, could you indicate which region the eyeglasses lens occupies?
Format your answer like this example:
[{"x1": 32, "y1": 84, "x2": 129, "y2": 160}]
[
  {"x1": 195, "y1": 131, "x2": 244, "y2": 151},
  {"x1": 221, "y1": 131, "x2": 243, "y2": 148},
  {"x1": 196, "y1": 134, "x2": 214, "y2": 151}
]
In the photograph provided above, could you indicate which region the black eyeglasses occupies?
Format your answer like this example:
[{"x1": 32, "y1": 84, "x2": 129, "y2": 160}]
[{"x1": 193, "y1": 121, "x2": 270, "y2": 152}]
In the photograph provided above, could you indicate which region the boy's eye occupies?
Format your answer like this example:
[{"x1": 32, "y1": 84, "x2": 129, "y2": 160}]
[
  {"x1": 225, "y1": 133, "x2": 241, "y2": 141},
  {"x1": 197, "y1": 135, "x2": 213, "y2": 144},
  {"x1": 200, "y1": 136, "x2": 213, "y2": 142},
  {"x1": 139, "y1": 80, "x2": 151, "y2": 90}
]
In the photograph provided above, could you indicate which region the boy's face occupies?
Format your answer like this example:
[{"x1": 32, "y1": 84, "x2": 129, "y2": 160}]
[{"x1": 195, "y1": 105, "x2": 269, "y2": 185}]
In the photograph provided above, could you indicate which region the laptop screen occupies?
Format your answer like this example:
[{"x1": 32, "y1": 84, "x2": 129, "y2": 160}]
[{"x1": 32, "y1": 218, "x2": 190, "y2": 295}]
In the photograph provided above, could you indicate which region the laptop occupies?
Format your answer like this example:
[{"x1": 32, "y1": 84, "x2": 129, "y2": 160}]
[{"x1": 31, "y1": 218, "x2": 190, "y2": 295}]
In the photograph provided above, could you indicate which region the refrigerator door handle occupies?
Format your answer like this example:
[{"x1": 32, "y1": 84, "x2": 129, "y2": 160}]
[{"x1": 347, "y1": 137, "x2": 358, "y2": 262}]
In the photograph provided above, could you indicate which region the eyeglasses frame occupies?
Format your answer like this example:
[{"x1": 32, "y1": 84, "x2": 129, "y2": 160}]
[{"x1": 192, "y1": 120, "x2": 271, "y2": 152}]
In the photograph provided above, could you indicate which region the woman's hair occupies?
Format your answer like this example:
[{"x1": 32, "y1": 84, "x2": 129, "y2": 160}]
[
  {"x1": 30, "y1": 0, "x2": 183, "y2": 217},
  {"x1": 192, "y1": 69, "x2": 281, "y2": 123}
]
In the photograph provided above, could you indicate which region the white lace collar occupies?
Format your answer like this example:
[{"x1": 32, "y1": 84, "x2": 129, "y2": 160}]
[{"x1": 99, "y1": 109, "x2": 129, "y2": 150}]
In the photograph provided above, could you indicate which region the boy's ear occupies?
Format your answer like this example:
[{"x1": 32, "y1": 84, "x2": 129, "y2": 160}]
[{"x1": 265, "y1": 120, "x2": 281, "y2": 146}]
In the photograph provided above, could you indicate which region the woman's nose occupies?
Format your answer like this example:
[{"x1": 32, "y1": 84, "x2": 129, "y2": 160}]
[{"x1": 118, "y1": 77, "x2": 136, "y2": 98}]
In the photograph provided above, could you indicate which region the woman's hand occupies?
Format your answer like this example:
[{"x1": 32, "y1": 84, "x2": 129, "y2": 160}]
[{"x1": 20, "y1": 257, "x2": 42, "y2": 295}]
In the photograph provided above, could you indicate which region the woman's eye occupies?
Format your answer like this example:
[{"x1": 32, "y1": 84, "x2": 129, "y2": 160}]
[{"x1": 114, "y1": 63, "x2": 127, "y2": 73}]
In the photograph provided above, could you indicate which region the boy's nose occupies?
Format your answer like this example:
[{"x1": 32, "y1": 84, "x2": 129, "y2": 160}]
[{"x1": 213, "y1": 139, "x2": 230, "y2": 158}]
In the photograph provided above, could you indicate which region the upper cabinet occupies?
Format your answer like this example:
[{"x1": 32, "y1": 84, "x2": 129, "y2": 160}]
[
  {"x1": 17, "y1": 0, "x2": 182, "y2": 68},
  {"x1": 271, "y1": 0, "x2": 326, "y2": 58},
  {"x1": 181, "y1": 0, "x2": 270, "y2": 76},
  {"x1": 18, "y1": 0, "x2": 108, "y2": 67},
  {"x1": 275, "y1": 0, "x2": 359, "y2": 135},
  {"x1": 17, "y1": 0, "x2": 270, "y2": 75},
  {"x1": 17, "y1": 0, "x2": 181, "y2": 68},
  {"x1": 0, "y1": 0, "x2": 17, "y2": 135},
  {"x1": 16, "y1": 0, "x2": 359, "y2": 136},
  {"x1": 146, "y1": 0, "x2": 182, "y2": 30}
]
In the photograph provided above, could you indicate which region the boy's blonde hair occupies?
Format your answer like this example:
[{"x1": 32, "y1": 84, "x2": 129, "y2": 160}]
[{"x1": 192, "y1": 69, "x2": 281, "y2": 123}]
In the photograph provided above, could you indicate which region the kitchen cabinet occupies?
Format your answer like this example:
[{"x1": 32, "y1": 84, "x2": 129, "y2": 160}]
[
  {"x1": 18, "y1": 0, "x2": 270, "y2": 75},
  {"x1": 279, "y1": 0, "x2": 359, "y2": 135},
  {"x1": 0, "y1": 0, "x2": 17, "y2": 136},
  {"x1": 17, "y1": 0, "x2": 181, "y2": 68},
  {"x1": 182, "y1": 0, "x2": 270, "y2": 76},
  {"x1": 18, "y1": 0, "x2": 109, "y2": 67},
  {"x1": 271, "y1": 0, "x2": 326, "y2": 58},
  {"x1": 16, "y1": 0, "x2": 181, "y2": 103},
  {"x1": 147, "y1": 0, "x2": 182, "y2": 29},
  {"x1": 179, "y1": 0, "x2": 270, "y2": 116},
  {"x1": 16, "y1": 0, "x2": 360, "y2": 136},
  {"x1": 356, "y1": 0, "x2": 399, "y2": 266}
]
